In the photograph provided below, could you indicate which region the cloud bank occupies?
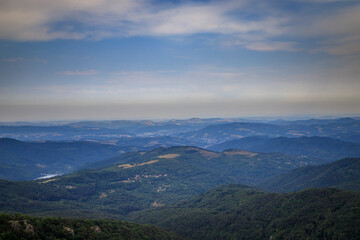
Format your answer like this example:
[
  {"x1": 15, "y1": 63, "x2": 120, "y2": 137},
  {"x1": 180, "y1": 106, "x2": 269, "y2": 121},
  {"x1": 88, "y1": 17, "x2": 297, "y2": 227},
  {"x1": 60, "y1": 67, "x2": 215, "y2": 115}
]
[{"x1": 0, "y1": 0, "x2": 358, "y2": 56}]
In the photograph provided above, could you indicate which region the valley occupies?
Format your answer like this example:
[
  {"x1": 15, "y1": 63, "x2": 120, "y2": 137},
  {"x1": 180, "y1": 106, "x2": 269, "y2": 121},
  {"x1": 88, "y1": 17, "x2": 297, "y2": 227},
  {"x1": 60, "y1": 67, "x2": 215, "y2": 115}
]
[{"x1": 1, "y1": 117, "x2": 360, "y2": 239}]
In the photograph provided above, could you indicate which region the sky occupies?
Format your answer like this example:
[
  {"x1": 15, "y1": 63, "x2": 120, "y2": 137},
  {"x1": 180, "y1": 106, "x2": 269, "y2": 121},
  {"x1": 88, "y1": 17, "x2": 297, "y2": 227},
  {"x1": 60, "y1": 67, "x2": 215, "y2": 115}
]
[{"x1": 0, "y1": 0, "x2": 359, "y2": 121}]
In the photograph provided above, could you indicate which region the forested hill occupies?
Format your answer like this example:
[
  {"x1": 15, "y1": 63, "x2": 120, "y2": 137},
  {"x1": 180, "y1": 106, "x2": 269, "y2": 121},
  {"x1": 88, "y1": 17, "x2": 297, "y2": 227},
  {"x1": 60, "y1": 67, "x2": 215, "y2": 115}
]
[
  {"x1": 127, "y1": 184, "x2": 360, "y2": 240},
  {"x1": 262, "y1": 158, "x2": 360, "y2": 192},
  {"x1": 209, "y1": 136, "x2": 360, "y2": 161},
  {"x1": 0, "y1": 213, "x2": 181, "y2": 240},
  {"x1": 0, "y1": 146, "x2": 321, "y2": 219}
]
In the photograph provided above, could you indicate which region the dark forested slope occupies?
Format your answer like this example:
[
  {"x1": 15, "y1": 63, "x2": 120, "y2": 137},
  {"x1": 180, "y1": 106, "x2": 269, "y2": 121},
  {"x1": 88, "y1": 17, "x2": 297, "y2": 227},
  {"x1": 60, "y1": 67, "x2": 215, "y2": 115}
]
[
  {"x1": 262, "y1": 158, "x2": 360, "y2": 192},
  {"x1": 0, "y1": 213, "x2": 181, "y2": 240},
  {"x1": 209, "y1": 136, "x2": 360, "y2": 161},
  {"x1": 128, "y1": 184, "x2": 360, "y2": 240}
]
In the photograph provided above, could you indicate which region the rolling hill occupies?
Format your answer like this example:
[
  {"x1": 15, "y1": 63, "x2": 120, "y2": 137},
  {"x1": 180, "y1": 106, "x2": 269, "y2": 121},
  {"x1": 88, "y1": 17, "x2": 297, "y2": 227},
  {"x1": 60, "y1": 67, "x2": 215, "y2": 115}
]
[
  {"x1": 209, "y1": 136, "x2": 360, "y2": 161},
  {"x1": 178, "y1": 119, "x2": 360, "y2": 145},
  {"x1": 0, "y1": 136, "x2": 202, "y2": 181},
  {"x1": 0, "y1": 146, "x2": 322, "y2": 218},
  {"x1": 261, "y1": 158, "x2": 360, "y2": 192},
  {"x1": 127, "y1": 184, "x2": 360, "y2": 240}
]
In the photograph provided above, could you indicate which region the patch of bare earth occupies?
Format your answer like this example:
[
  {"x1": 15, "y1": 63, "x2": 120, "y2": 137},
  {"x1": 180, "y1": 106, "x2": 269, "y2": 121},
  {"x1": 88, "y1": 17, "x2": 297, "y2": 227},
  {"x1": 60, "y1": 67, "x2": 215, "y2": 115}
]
[
  {"x1": 224, "y1": 150, "x2": 258, "y2": 157},
  {"x1": 157, "y1": 154, "x2": 180, "y2": 159},
  {"x1": 40, "y1": 178, "x2": 59, "y2": 184},
  {"x1": 99, "y1": 193, "x2": 108, "y2": 199},
  {"x1": 118, "y1": 159, "x2": 159, "y2": 168},
  {"x1": 151, "y1": 201, "x2": 164, "y2": 207}
]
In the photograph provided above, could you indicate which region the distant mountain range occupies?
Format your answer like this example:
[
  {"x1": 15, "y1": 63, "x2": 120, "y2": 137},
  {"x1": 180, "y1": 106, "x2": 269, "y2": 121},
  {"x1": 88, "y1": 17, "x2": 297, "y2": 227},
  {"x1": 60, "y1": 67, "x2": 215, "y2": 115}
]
[
  {"x1": 209, "y1": 136, "x2": 360, "y2": 161},
  {"x1": 0, "y1": 118, "x2": 240, "y2": 141},
  {"x1": 1, "y1": 117, "x2": 360, "y2": 144},
  {"x1": 262, "y1": 158, "x2": 360, "y2": 192},
  {"x1": 0, "y1": 125, "x2": 132, "y2": 141},
  {"x1": 268, "y1": 117, "x2": 358, "y2": 125},
  {"x1": 179, "y1": 119, "x2": 360, "y2": 145},
  {"x1": 128, "y1": 184, "x2": 360, "y2": 240}
]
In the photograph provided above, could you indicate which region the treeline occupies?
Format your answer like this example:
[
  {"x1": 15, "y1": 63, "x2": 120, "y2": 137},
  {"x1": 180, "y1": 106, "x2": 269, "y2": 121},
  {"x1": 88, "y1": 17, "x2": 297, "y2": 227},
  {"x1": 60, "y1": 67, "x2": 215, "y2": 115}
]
[
  {"x1": 127, "y1": 184, "x2": 360, "y2": 240},
  {"x1": 0, "y1": 213, "x2": 181, "y2": 240}
]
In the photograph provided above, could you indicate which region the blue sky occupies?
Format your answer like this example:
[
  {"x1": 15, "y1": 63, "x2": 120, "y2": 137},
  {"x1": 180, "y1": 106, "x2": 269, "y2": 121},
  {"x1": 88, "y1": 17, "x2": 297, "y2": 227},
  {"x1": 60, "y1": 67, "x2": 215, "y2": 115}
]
[{"x1": 0, "y1": 0, "x2": 359, "y2": 121}]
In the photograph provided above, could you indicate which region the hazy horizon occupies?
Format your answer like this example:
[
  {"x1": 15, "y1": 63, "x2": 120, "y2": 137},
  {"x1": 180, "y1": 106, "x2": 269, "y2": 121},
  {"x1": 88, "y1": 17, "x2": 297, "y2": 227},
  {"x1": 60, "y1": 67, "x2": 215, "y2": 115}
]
[{"x1": 1, "y1": 0, "x2": 359, "y2": 121}]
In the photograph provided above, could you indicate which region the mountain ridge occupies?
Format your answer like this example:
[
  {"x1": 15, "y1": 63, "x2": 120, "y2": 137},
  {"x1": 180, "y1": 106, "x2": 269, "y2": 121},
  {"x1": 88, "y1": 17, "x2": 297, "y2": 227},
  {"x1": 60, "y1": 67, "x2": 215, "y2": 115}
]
[
  {"x1": 209, "y1": 136, "x2": 360, "y2": 161},
  {"x1": 262, "y1": 157, "x2": 360, "y2": 192}
]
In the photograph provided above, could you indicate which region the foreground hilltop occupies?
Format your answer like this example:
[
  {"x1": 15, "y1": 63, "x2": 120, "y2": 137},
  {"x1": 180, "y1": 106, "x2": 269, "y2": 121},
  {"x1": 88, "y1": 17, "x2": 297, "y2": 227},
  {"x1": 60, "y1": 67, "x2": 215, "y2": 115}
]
[{"x1": 0, "y1": 213, "x2": 180, "y2": 240}]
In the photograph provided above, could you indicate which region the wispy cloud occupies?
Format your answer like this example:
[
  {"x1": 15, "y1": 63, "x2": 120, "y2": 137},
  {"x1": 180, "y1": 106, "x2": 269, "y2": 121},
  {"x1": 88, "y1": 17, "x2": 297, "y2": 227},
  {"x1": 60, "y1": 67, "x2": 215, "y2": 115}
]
[
  {"x1": 245, "y1": 41, "x2": 297, "y2": 52},
  {"x1": 0, "y1": 0, "x2": 284, "y2": 42},
  {"x1": 291, "y1": 3, "x2": 360, "y2": 56},
  {"x1": 207, "y1": 72, "x2": 244, "y2": 77},
  {"x1": 0, "y1": 0, "x2": 358, "y2": 57},
  {"x1": 58, "y1": 70, "x2": 98, "y2": 76}
]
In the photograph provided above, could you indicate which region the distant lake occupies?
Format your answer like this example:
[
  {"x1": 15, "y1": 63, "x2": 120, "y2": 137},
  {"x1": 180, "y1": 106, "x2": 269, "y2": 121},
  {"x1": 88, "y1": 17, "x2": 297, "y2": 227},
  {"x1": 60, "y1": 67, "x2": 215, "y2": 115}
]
[{"x1": 35, "y1": 173, "x2": 62, "y2": 180}]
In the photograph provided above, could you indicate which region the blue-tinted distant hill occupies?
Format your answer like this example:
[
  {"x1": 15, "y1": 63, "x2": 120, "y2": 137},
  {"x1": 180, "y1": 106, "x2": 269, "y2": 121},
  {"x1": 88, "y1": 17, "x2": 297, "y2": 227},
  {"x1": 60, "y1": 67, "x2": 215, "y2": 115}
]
[
  {"x1": 0, "y1": 125, "x2": 132, "y2": 141},
  {"x1": 209, "y1": 136, "x2": 360, "y2": 161},
  {"x1": 179, "y1": 119, "x2": 360, "y2": 145},
  {"x1": 261, "y1": 158, "x2": 360, "y2": 192},
  {"x1": 0, "y1": 118, "x2": 239, "y2": 141},
  {"x1": 0, "y1": 138, "x2": 127, "y2": 180},
  {"x1": 268, "y1": 117, "x2": 358, "y2": 125},
  {"x1": 66, "y1": 118, "x2": 242, "y2": 137}
]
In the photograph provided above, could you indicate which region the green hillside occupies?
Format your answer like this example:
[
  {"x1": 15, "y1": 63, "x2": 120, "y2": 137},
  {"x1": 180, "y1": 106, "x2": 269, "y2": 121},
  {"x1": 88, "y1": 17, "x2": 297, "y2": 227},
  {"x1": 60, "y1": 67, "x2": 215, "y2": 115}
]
[
  {"x1": 261, "y1": 158, "x2": 360, "y2": 192},
  {"x1": 0, "y1": 146, "x2": 322, "y2": 218},
  {"x1": 0, "y1": 213, "x2": 180, "y2": 240},
  {"x1": 127, "y1": 184, "x2": 360, "y2": 240}
]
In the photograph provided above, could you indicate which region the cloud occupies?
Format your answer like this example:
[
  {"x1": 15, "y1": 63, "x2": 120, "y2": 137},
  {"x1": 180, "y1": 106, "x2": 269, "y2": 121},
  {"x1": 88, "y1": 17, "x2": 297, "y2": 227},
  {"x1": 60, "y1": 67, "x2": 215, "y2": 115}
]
[
  {"x1": 0, "y1": 0, "x2": 141, "y2": 40},
  {"x1": 0, "y1": 0, "x2": 285, "y2": 41},
  {"x1": 32, "y1": 58, "x2": 48, "y2": 64},
  {"x1": 290, "y1": 3, "x2": 360, "y2": 56},
  {"x1": 316, "y1": 34, "x2": 360, "y2": 56},
  {"x1": 59, "y1": 70, "x2": 98, "y2": 76},
  {"x1": 207, "y1": 72, "x2": 244, "y2": 77},
  {"x1": 298, "y1": 4, "x2": 360, "y2": 37},
  {"x1": 0, "y1": 0, "x2": 358, "y2": 57},
  {"x1": 140, "y1": 1, "x2": 284, "y2": 37},
  {"x1": 245, "y1": 41, "x2": 297, "y2": 52}
]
